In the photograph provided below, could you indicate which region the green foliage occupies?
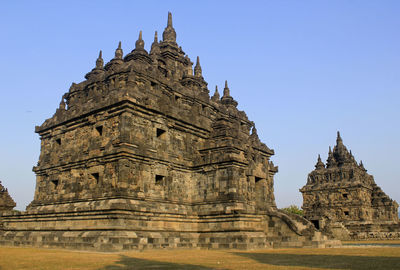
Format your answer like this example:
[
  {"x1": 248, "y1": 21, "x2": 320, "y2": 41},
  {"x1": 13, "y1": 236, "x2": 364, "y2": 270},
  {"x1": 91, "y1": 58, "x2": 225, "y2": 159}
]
[{"x1": 281, "y1": 205, "x2": 304, "y2": 216}]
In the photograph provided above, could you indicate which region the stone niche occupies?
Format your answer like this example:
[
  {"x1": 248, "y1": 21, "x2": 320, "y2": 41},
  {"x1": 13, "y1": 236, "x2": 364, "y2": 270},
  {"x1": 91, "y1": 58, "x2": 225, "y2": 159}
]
[
  {"x1": 0, "y1": 13, "x2": 339, "y2": 251},
  {"x1": 301, "y1": 132, "x2": 400, "y2": 240}
]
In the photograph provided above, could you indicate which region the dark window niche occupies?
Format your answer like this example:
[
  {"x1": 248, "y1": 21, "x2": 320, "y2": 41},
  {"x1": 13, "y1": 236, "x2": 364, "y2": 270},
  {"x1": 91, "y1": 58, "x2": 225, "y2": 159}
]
[
  {"x1": 342, "y1": 193, "x2": 348, "y2": 199},
  {"x1": 156, "y1": 128, "x2": 166, "y2": 139},
  {"x1": 255, "y1": 177, "x2": 263, "y2": 183},
  {"x1": 175, "y1": 95, "x2": 180, "y2": 101},
  {"x1": 95, "y1": 126, "x2": 103, "y2": 136},
  {"x1": 51, "y1": 180, "x2": 59, "y2": 188},
  {"x1": 311, "y1": 220, "x2": 320, "y2": 230},
  {"x1": 344, "y1": 211, "x2": 349, "y2": 216},
  {"x1": 56, "y1": 138, "x2": 61, "y2": 145},
  {"x1": 151, "y1": 81, "x2": 157, "y2": 87},
  {"x1": 155, "y1": 175, "x2": 165, "y2": 185},
  {"x1": 91, "y1": 173, "x2": 100, "y2": 184}
]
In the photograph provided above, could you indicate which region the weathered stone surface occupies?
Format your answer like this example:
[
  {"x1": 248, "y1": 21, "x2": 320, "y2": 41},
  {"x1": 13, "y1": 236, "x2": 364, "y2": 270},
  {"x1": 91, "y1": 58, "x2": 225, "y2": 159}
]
[
  {"x1": 301, "y1": 132, "x2": 400, "y2": 240},
  {"x1": 0, "y1": 13, "x2": 339, "y2": 251},
  {"x1": 0, "y1": 181, "x2": 16, "y2": 211}
]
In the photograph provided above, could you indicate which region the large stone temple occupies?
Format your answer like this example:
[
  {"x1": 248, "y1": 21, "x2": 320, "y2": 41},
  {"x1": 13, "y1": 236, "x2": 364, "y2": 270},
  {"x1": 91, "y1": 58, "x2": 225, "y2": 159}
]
[
  {"x1": 0, "y1": 13, "x2": 339, "y2": 250},
  {"x1": 301, "y1": 132, "x2": 400, "y2": 239}
]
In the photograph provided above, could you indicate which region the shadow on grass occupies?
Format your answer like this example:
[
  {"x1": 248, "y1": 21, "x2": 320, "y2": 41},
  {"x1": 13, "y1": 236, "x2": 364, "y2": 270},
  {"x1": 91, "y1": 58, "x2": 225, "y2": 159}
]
[
  {"x1": 100, "y1": 255, "x2": 215, "y2": 270},
  {"x1": 234, "y1": 252, "x2": 400, "y2": 270}
]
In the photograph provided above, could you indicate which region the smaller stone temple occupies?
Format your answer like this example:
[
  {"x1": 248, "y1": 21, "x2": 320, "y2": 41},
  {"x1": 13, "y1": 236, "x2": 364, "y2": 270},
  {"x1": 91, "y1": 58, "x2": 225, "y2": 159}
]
[
  {"x1": 0, "y1": 181, "x2": 16, "y2": 211},
  {"x1": 300, "y1": 132, "x2": 400, "y2": 239}
]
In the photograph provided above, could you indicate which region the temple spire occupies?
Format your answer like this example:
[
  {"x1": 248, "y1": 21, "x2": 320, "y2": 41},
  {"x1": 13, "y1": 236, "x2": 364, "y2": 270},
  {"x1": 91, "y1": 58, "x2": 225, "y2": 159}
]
[
  {"x1": 135, "y1": 30, "x2": 145, "y2": 50},
  {"x1": 85, "y1": 50, "x2": 105, "y2": 79},
  {"x1": 211, "y1": 85, "x2": 220, "y2": 102},
  {"x1": 96, "y1": 50, "x2": 104, "y2": 69},
  {"x1": 359, "y1": 160, "x2": 367, "y2": 172},
  {"x1": 194, "y1": 56, "x2": 202, "y2": 77},
  {"x1": 154, "y1": 31, "x2": 158, "y2": 43},
  {"x1": 150, "y1": 31, "x2": 160, "y2": 55},
  {"x1": 252, "y1": 125, "x2": 258, "y2": 136},
  {"x1": 115, "y1": 41, "x2": 123, "y2": 59},
  {"x1": 326, "y1": 146, "x2": 337, "y2": 168},
  {"x1": 336, "y1": 131, "x2": 344, "y2": 147},
  {"x1": 221, "y1": 80, "x2": 238, "y2": 107},
  {"x1": 162, "y1": 12, "x2": 177, "y2": 43},
  {"x1": 168, "y1": 11, "x2": 173, "y2": 27},
  {"x1": 315, "y1": 154, "x2": 325, "y2": 169},
  {"x1": 223, "y1": 80, "x2": 230, "y2": 97}
]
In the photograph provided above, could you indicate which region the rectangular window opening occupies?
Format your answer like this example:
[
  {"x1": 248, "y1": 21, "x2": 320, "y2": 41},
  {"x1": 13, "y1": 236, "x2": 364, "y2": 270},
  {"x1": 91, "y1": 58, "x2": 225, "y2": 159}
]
[
  {"x1": 255, "y1": 176, "x2": 263, "y2": 183},
  {"x1": 311, "y1": 220, "x2": 320, "y2": 230},
  {"x1": 342, "y1": 193, "x2": 348, "y2": 198},
  {"x1": 344, "y1": 211, "x2": 349, "y2": 216},
  {"x1": 51, "y1": 180, "x2": 59, "y2": 188},
  {"x1": 155, "y1": 175, "x2": 165, "y2": 185},
  {"x1": 91, "y1": 173, "x2": 100, "y2": 184},
  {"x1": 95, "y1": 126, "x2": 103, "y2": 136},
  {"x1": 56, "y1": 138, "x2": 61, "y2": 145},
  {"x1": 156, "y1": 128, "x2": 166, "y2": 138}
]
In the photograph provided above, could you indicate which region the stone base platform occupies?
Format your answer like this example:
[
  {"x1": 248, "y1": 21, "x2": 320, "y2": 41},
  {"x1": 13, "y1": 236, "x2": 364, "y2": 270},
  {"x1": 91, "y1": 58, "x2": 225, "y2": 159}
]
[{"x1": 0, "y1": 198, "x2": 340, "y2": 251}]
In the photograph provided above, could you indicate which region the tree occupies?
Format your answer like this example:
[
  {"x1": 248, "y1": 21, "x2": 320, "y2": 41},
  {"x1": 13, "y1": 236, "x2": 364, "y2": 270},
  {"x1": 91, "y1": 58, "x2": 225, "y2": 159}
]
[{"x1": 281, "y1": 205, "x2": 304, "y2": 216}]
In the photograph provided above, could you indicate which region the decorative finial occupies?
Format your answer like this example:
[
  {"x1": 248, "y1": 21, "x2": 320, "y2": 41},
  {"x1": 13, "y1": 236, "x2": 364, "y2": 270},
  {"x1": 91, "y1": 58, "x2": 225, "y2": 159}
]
[
  {"x1": 96, "y1": 50, "x2": 104, "y2": 69},
  {"x1": 59, "y1": 98, "x2": 66, "y2": 110},
  {"x1": 211, "y1": 85, "x2": 220, "y2": 101},
  {"x1": 163, "y1": 12, "x2": 177, "y2": 43},
  {"x1": 168, "y1": 12, "x2": 173, "y2": 27},
  {"x1": 223, "y1": 80, "x2": 230, "y2": 97},
  {"x1": 135, "y1": 30, "x2": 145, "y2": 50},
  {"x1": 154, "y1": 31, "x2": 158, "y2": 42},
  {"x1": 337, "y1": 131, "x2": 343, "y2": 142},
  {"x1": 252, "y1": 125, "x2": 258, "y2": 135},
  {"x1": 150, "y1": 31, "x2": 160, "y2": 56},
  {"x1": 115, "y1": 41, "x2": 123, "y2": 59},
  {"x1": 220, "y1": 80, "x2": 238, "y2": 107},
  {"x1": 315, "y1": 154, "x2": 325, "y2": 169},
  {"x1": 359, "y1": 160, "x2": 367, "y2": 171},
  {"x1": 194, "y1": 56, "x2": 202, "y2": 77}
]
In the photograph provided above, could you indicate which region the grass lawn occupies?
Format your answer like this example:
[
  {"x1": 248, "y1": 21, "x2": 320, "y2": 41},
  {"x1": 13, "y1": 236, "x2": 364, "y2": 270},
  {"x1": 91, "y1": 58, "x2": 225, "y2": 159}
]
[{"x1": 0, "y1": 245, "x2": 399, "y2": 270}]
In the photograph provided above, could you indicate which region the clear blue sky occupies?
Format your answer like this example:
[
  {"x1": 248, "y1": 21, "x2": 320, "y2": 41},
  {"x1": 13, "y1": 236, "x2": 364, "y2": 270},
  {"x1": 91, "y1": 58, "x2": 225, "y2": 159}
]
[{"x1": 0, "y1": 1, "x2": 399, "y2": 210}]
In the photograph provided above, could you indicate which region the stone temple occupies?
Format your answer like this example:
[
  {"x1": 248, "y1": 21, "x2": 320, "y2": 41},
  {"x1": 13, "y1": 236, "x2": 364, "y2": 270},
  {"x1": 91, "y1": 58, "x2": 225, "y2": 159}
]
[
  {"x1": 0, "y1": 13, "x2": 339, "y2": 250},
  {"x1": 301, "y1": 132, "x2": 400, "y2": 240},
  {"x1": 0, "y1": 181, "x2": 15, "y2": 211}
]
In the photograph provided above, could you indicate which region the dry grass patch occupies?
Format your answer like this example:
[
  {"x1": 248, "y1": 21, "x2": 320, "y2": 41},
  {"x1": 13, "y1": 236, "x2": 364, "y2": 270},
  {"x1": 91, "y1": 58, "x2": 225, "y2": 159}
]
[
  {"x1": 0, "y1": 247, "x2": 119, "y2": 270},
  {"x1": 0, "y1": 246, "x2": 400, "y2": 270}
]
